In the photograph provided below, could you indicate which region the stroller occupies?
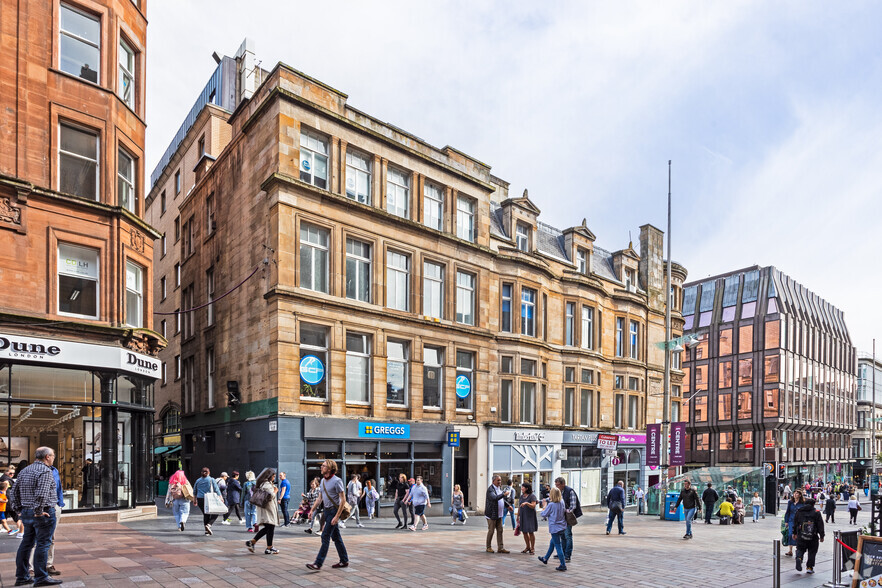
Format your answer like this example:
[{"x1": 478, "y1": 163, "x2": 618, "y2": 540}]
[{"x1": 293, "y1": 497, "x2": 311, "y2": 524}]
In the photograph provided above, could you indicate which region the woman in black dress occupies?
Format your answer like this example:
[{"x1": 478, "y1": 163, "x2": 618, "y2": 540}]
[{"x1": 518, "y1": 482, "x2": 539, "y2": 554}]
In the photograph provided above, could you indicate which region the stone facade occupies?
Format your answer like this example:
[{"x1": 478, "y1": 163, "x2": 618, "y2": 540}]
[{"x1": 166, "y1": 62, "x2": 685, "y2": 507}]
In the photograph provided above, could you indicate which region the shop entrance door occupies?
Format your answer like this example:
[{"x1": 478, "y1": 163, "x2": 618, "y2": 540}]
[{"x1": 454, "y1": 439, "x2": 470, "y2": 507}]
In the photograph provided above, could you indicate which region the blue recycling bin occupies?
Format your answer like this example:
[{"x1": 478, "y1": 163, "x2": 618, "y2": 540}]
[{"x1": 665, "y1": 492, "x2": 684, "y2": 521}]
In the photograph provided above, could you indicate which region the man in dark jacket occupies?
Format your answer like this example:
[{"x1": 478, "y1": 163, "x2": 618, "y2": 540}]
[
  {"x1": 485, "y1": 475, "x2": 509, "y2": 554},
  {"x1": 605, "y1": 481, "x2": 627, "y2": 536},
  {"x1": 823, "y1": 494, "x2": 837, "y2": 523},
  {"x1": 792, "y1": 498, "x2": 824, "y2": 574},
  {"x1": 222, "y1": 471, "x2": 243, "y2": 525},
  {"x1": 555, "y1": 476, "x2": 583, "y2": 561},
  {"x1": 675, "y1": 480, "x2": 701, "y2": 539},
  {"x1": 702, "y1": 483, "x2": 719, "y2": 524}
]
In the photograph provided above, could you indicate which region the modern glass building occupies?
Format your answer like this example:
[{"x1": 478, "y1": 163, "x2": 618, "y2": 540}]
[
  {"x1": 854, "y1": 354, "x2": 882, "y2": 484},
  {"x1": 681, "y1": 266, "x2": 856, "y2": 486}
]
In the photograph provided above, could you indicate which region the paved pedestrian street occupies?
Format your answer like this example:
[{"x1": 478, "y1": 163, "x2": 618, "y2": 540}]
[{"x1": 0, "y1": 503, "x2": 871, "y2": 587}]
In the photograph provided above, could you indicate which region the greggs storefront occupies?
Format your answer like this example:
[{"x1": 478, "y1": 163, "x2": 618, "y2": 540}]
[{"x1": 0, "y1": 332, "x2": 159, "y2": 513}]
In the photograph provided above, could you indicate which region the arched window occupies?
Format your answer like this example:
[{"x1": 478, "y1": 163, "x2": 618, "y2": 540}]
[{"x1": 161, "y1": 407, "x2": 181, "y2": 435}]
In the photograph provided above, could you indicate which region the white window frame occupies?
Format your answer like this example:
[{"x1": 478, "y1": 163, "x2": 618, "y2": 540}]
[
  {"x1": 59, "y1": 3, "x2": 100, "y2": 83},
  {"x1": 456, "y1": 195, "x2": 475, "y2": 242},
  {"x1": 57, "y1": 243, "x2": 100, "y2": 319},
  {"x1": 628, "y1": 395, "x2": 638, "y2": 429},
  {"x1": 345, "y1": 333, "x2": 371, "y2": 404},
  {"x1": 386, "y1": 167, "x2": 410, "y2": 219},
  {"x1": 520, "y1": 287, "x2": 536, "y2": 336},
  {"x1": 577, "y1": 249, "x2": 588, "y2": 274},
  {"x1": 59, "y1": 123, "x2": 99, "y2": 201},
  {"x1": 160, "y1": 276, "x2": 167, "y2": 301},
  {"x1": 515, "y1": 223, "x2": 529, "y2": 252},
  {"x1": 455, "y1": 350, "x2": 474, "y2": 411},
  {"x1": 455, "y1": 270, "x2": 475, "y2": 326},
  {"x1": 423, "y1": 346, "x2": 443, "y2": 409},
  {"x1": 124, "y1": 260, "x2": 143, "y2": 328},
  {"x1": 299, "y1": 223, "x2": 329, "y2": 293},
  {"x1": 174, "y1": 263, "x2": 181, "y2": 288},
  {"x1": 423, "y1": 182, "x2": 444, "y2": 231},
  {"x1": 500, "y1": 380, "x2": 513, "y2": 423},
  {"x1": 501, "y1": 283, "x2": 513, "y2": 333},
  {"x1": 160, "y1": 319, "x2": 166, "y2": 338},
  {"x1": 581, "y1": 306, "x2": 594, "y2": 350},
  {"x1": 207, "y1": 346, "x2": 215, "y2": 409},
  {"x1": 386, "y1": 250, "x2": 410, "y2": 311},
  {"x1": 206, "y1": 268, "x2": 215, "y2": 326},
  {"x1": 299, "y1": 130, "x2": 329, "y2": 189},
  {"x1": 118, "y1": 147, "x2": 135, "y2": 212},
  {"x1": 118, "y1": 37, "x2": 135, "y2": 109},
  {"x1": 386, "y1": 340, "x2": 409, "y2": 407},
  {"x1": 299, "y1": 323, "x2": 329, "y2": 401},
  {"x1": 564, "y1": 387, "x2": 574, "y2": 426},
  {"x1": 345, "y1": 150, "x2": 371, "y2": 204},
  {"x1": 519, "y1": 381, "x2": 536, "y2": 424},
  {"x1": 423, "y1": 261, "x2": 444, "y2": 319},
  {"x1": 161, "y1": 233, "x2": 167, "y2": 257},
  {"x1": 616, "y1": 317, "x2": 624, "y2": 357},
  {"x1": 630, "y1": 320, "x2": 639, "y2": 359},
  {"x1": 565, "y1": 302, "x2": 575, "y2": 346},
  {"x1": 345, "y1": 239, "x2": 371, "y2": 302},
  {"x1": 615, "y1": 394, "x2": 624, "y2": 428},
  {"x1": 580, "y1": 389, "x2": 593, "y2": 427}
]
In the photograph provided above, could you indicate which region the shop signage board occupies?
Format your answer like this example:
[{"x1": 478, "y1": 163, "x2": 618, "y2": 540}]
[
  {"x1": 359, "y1": 422, "x2": 411, "y2": 439},
  {"x1": 0, "y1": 332, "x2": 160, "y2": 378},
  {"x1": 447, "y1": 431, "x2": 460, "y2": 447},
  {"x1": 299, "y1": 355, "x2": 325, "y2": 385},
  {"x1": 852, "y1": 535, "x2": 882, "y2": 587},
  {"x1": 597, "y1": 434, "x2": 618, "y2": 450},
  {"x1": 646, "y1": 424, "x2": 661, "y2": 467},
  {"x1": 670, "y1": 422, "x2": 686, "y2": 466}
]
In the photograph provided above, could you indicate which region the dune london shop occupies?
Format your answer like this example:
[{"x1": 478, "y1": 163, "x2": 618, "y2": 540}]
[
  {"x1": 302, "y1": 418, "x2": 450, "y2": 509},
  {"x1": 0, "y1": 333, "x2": 158, "y2": 511}
]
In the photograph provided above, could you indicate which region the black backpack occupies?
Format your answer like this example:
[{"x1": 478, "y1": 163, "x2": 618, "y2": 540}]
[{"x1": 799, "y1": 516, "x2": 816, "y2": 541}]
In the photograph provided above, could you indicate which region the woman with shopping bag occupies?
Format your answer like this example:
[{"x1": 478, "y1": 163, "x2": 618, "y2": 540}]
[
  {"x1": 245, "y1": 468, "x2": 280, "y2": 555},
  {"x1": 165, "y1": 470, "x2": 196, "y2": 531},
  {"x1": 194, "y1": 467, "x2": 226, "y2": 535}
]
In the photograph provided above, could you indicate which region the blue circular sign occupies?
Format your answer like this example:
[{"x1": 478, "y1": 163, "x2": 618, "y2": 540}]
[
  {"x1": 455, "y1": 375, "x2": 471, "y2": 399},
  {"x1": 299, "y1": 355, "x2": 325, "y2": 385},
  {"x1": 301, "y1": 159, "x2": 311, "y2": 171}
]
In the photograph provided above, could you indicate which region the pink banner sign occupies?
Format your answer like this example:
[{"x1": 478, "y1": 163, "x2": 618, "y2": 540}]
[
  {"x1": 646, "y1": 424, "x2": 661, "y2": 467},
  {"x1": 670, "y1": 422, "x2": 686, "y2": 466}
]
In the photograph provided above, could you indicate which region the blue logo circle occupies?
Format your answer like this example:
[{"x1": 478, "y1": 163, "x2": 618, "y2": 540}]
[
  {"x1": 299, "y1": 355, "x2": 324, "y2": 385},
  {"x1": 302, "y1": 159, "x2": 311, "y2": 171},
  {"x1": 455, "y1": 375, "x2": 471, "y2": 399}
]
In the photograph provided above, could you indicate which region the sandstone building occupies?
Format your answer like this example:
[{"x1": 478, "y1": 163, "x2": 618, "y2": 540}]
[
  {"x1": 0, "y1": 0, "x2": 161, "y2": 517},
  {"x1": 149, "y1": 49, "x2": 685, "y2": 510}
]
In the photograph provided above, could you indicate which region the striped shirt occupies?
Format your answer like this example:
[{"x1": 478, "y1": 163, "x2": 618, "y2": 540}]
[{"x1": 11, "y1": 461, "x2": 57, "y2": 512}]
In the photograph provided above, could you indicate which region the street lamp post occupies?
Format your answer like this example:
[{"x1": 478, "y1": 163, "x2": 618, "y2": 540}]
[{"x1": 658, "y1": 160, "x2": 673, "y2": 520}]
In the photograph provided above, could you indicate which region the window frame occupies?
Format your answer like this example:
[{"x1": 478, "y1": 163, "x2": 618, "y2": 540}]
[
  {"x1": 57, "y1": 243, "x2": 100, "y2": 320},
  {"x1": 455, "y1": 270, "x2": 476, "y2": 326},
  {"x1": 299, "y1": 222, "x2": 330, "y2": 294},
  {"x1": 386, "y1": 250, "x2": 410, "y2": 312},
  {"x1": 423, "y1": 261, "x2": 444, "y2": 319},
  {"x1": 423, "y1": 182, "x2": 444, "y2": 231},
  {"x1": 124, "y1": 260, "x2": 143, "y2": 328},
  {"x1": 345, "y1": 332, "x2": 371, "y2": 404},
  {"x1": 423, "y1": 346, "x2": 444, "y2": 410},
  {"x1": 299, "y1": 129, "x2": 329, "y2": 189},
  {"x1": 455, "y1": 350, "x2": 475, "y2": 411},
  {"x1": 565, "y1": 302, "x2": 575, "y2": 346},
  {"x1": 386, "y1": 340, "x2": 409, "y2": 407},
  {"x1": 515, "y1": 223, "x2": 530, "y2": 252},
  {"x1": 581, "y1": 306, "x2": 594, "y2": 350},
  {"x1": 206, "y1": 346, "x2": 215, "y2": 409},
  {"x1": 386, "y1": 166, "x2": 410, "y2": 219},
  {"x1": 456, "y1": 195, "x2": 475, "y2": 242},
  {"x1": 59, "y1": 122, "x2": 99, "y2": 201},
  {"x1": 520, "y1": 286, "x2": 536, "y2": 337},
  {"x1": 345, "y1": 238, "x2": 372, "y2": 303},
  {"x1": 299, "y1": 323, "x2": 329, "y2": 401},
  {"x1": 59, "y1": 3, "x2": 101, "y2": 84},
  {"x1": 629, "y1": 320, "x2": 639, "y2": 359},
  {"x1": 206, "y1": 267, "x2": 215, "y2": 326},
  {"x1": 501, "y1": 283, "x2": 513, "y2": 333},
  {"x1": 117, "y1": 147, "x2": 135, "y2": 212},
  {"x1": 345, "y1": 149, "x2": 372, "y2": 205},
  {"x1": 118, "y1": 36, "x2": 136, "y2": 109},
  {"x1": 519, "y1": 380, "x2": 536, "y2": 424}
]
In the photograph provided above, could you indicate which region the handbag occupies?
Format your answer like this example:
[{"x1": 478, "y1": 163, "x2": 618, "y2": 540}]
[
  {"x1": 321, "y1": 479, "x2": 352, "y2": 522},
  {"x1": 514, "y1": 522, "x2": 521, "y2": 536},
  {"x1": 204, "y1": 488, "x2": 227, "y2": 514},
  {"x1": 609, "y1": 500, "x2": 624, "y2": 514},
  {"x1": 565, "y1": 510, "x2": 579, "y2": 526},
  {"x1": 249, "y1": 486, "x2": 273, "y2": 509}
]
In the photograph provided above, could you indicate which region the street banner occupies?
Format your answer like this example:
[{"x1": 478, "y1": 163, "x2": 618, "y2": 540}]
[
  {"x1": 670, "y1": 422, "x2": 686, "y2": 466},
  {"x1": 646, "y1": 424, "x2": 661, "y2": 467}
]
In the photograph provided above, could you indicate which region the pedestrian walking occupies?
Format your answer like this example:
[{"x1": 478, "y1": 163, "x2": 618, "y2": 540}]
[
  {"x1": 365, "y1": 480, "x2": 379, "y2": 519},
  {"x1": 555, "y1": 476, "x2": 582, "y2": 561},
  {"x1": 277, "y1": 471, "x2": 291, "y2": 527},
  {"x1": 405, "y1": 477, "x2": 415, "y2": 529},
  {"x1": 783, "y1": 483, "x2": 792, "y2": 500},
  {"x1": 824, "y1": 493, "x2": 836, "y2": 523},
  {"x1": 217, "y1": 472, "x2": 228, "y2": 495},
  {"x1": 193, "y1": 467, "x2": 225, "y2": 535},
  {"x1": 675, "y1": 480, "x2": 701, "y2": 539},
  {"x1": 702, "y1": 483, "x2": 719, "y2": 524},
  {"x1": 848, "y1": 494, "x2": 861, "y2": 524},
  {"x1": 1, "y1": 465, "x2": 23, "y2": 537},
  {"x1": 165, "y1": 470, "x2": 196, "y2": 531},
  {"x1": 518, "y1": 482, "x2": 538, "y2": 555},
  {"x1": 485, "y1": 475, "x2": 509, "y2": 553},
  {"x1": 783, "y1": 489, "x2": 804, "y2": 556},
  {"x1": 407, "y1": 475, "x2": 431, "y2": 530},
  {"x1": 792, "y1": 497, "x2": 824, "y2": 574},
  {"x1": 222, "y1": 471, "x2": 244, "y2": 525},
  {"x1": 243, "y1": 471, "x2": 257, "y2": 532},
  {"x1": 502, "y1": 479, "x2": 517, "y2": 530},
  {"x1": 450, "y1": 484, "x2": 467, "y2": 525},
  {"x1": 536, "y1": 486, "x2": 567, "y2": 572},
  {"x1": 10, "y1": 446, "x2": 62, "y2": 587},
  {"x1": 605, "y1": 480, "x2": 627, "y2": 536},
  {"x1": 245, "y1": 468, "x2": 280, "y2": 555},
  {"x1": 751, "y1": 491, "x2": 764, "y2": 523},
  {"x1": 0, "y1": 481, "x2": 12, "y2": 534},
  {"x1": 303, "y1": 477, "x2": 322, "y2": 534},
  {"x1": 346, "y1": 474, "x2": 364, "y2": 528},
  {"x1": 393, "y1": 473, "x2": 410, "y2": 529},
  {"x1": 306, "y1": 459, "x2": 349, "y2": 571},
  {"x1": 634, "y1": 485, "x2": 645, "y2": 515}
]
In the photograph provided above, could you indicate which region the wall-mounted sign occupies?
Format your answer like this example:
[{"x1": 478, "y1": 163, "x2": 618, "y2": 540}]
[
  {"x1": 597, "y1": 434, "x2": 618, "y2": 450},
  {"x1": 359, "y1": 422, "x2": 411, "y2": 439},
  {"x1": 299, "y1": 355, "x2": 325, "y2": 385},
  {"x1": 0, "y1": 332, "x2": 160, "y2": 378},
  {"x1": 447, "y1": 431, "x2": 460, "y2": 447},
  {"x1": 455, "y1": 375, "x2": 471, "y2": 399}
]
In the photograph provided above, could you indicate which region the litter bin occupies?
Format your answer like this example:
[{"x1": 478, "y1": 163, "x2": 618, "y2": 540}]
[{"x1": 665, "y1": 492, "x2": 684, "y2": 521}]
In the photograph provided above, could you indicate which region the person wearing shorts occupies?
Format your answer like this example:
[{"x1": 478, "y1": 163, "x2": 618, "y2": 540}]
[{"x1": 407, "y1": 476, "x2": 431, "y2": 530}]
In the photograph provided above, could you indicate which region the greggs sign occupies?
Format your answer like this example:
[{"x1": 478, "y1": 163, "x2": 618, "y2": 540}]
[{"x1": 0, "y1": 333, "x2": 161, "y2": 379}]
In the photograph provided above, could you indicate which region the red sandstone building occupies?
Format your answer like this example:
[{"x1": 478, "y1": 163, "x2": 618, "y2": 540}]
[{"x1": 0, "y1": 0, "x2": 161, "y2": 518}]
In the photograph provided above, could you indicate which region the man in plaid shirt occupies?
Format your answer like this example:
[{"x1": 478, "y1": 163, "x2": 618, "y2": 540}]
[{"x1": 11, "y1": 446, "x2": 61, "y2": 587}]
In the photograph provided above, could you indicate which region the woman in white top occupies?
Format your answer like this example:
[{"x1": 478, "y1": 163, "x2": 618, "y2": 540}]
[
  {"x1": 750, "y1": 492, "x2": 763, "y2": 523},
  {"x1": 847, "y1": 494, "x2": 861, "y2": 525}
]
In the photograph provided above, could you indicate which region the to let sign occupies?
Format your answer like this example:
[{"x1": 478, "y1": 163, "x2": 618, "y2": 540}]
[
  {"x1": 670, "y1": 422, "x2": 686, "y2": 466},
  {"x1": 597, "y1": 434, "x2": 618, "y2": 450},
  {"x1": 646, "y1": 424, "x2": 661, "y2": 467}
]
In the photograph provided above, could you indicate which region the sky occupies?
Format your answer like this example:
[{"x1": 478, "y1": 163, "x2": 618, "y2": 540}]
[{"x1": 146, "y1": 1, "x2": 882, "y2": 353}]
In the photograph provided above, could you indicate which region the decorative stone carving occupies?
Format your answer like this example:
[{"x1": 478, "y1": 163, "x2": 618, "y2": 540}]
[
  {"x1": 0, "y1": 198, "x2": 22, "y2": 225},
  {"x1": 130, "y1": 229, "x2": 145, "y2": 253}
]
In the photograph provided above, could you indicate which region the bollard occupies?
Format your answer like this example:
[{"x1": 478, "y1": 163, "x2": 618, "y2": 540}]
[{"x1": 773, "y1": 539, "x2": 781, "y2": 588}]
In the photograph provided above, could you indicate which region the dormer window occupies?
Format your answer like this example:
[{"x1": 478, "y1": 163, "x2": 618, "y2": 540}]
[
  {"x1": 625, "y1": 268, "x2": 636, "y2": 291},
  {"x1": 577, "y1": 249, "x2": 588, "y2": 274},
  {"x1": 516, "y1": 223, "x2": 530, "y2": 252}
]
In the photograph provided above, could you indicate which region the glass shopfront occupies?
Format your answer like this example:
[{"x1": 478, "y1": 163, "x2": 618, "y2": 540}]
[{"x1": 0, "y1": 342, "x2": 156, "y2": 511}]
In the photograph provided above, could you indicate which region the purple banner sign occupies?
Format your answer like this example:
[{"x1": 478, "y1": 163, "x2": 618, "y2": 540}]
[
  {"x1": 646, "y1": 424, "x2": 661, "y2": 467},
  {"x1": 670, "y1": 422, "x2": 686, "y2": 466}
]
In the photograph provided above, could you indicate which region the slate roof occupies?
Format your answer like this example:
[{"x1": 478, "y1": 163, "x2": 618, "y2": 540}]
[
  {"x1": 536, "y1": 221, "x2": 569, "y2": 262},
  {"x1": 591, "y1": 246, "x2": 620, "y2": 283}
]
